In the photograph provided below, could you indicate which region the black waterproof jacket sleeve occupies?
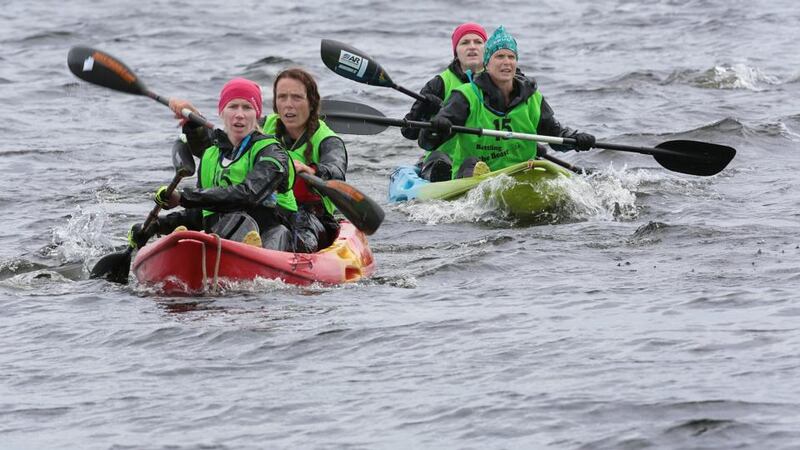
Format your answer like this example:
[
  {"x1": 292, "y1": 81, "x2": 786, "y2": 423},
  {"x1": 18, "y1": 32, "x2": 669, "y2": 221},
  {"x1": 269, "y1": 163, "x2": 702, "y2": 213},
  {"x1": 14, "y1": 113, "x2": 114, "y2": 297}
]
[
  {"x1": 277, "y1": 129, "x2": 348, "y2": 182},
  {"x1": 419, "y1": 72, "x2": 586, "y2": 152},
  {"x1": 152, "y1": 208, "x2": 203, "y2": 235},
  {"x1": 314, "y1": 136, "x2": 348, "y2": 181},
  {"x1": 417, "y1": 89, "x2": 470, "y2": 151},
  {"x1": 401, "y1": 59, "x2": 468, "y2": 141}
]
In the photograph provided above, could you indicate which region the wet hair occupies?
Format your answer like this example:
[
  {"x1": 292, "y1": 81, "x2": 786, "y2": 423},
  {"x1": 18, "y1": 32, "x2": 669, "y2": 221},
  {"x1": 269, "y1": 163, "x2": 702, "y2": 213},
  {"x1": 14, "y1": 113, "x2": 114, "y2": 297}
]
[{"x1": 272, "y1": 68, "x2": 321, "y2": 163}]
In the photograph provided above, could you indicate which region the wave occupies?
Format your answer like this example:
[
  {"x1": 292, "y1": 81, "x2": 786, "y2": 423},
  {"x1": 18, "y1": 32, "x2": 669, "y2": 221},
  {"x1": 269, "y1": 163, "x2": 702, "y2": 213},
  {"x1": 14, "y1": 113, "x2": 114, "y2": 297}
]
[
  {"x1": 587, "y1": 64, "x2": 783, "y2": 95},
  {"x1": 608, "y1": 70, "x2": 665, "y2": 86},
  {"x1": 684, "y1": 116, "x2": 800, "y2": 143},
  {"x1": 239, "y1": 56, "x2": 301, "y2": 83},
  {"x1": 17, "y1": 30, "x2": 75, "y2": 44},
  {"x1": 245, "y1": 56, "x2": 296, "y2": 69},
  {"x1": 684, "y1": 117, "x2": 747, "y2": 136},
  {"x1": 604, "y1": 117, "x2": 746, "y2": 143},
  {"x1": 665, "y1": 64, "x2": 781, "y2": 91}
]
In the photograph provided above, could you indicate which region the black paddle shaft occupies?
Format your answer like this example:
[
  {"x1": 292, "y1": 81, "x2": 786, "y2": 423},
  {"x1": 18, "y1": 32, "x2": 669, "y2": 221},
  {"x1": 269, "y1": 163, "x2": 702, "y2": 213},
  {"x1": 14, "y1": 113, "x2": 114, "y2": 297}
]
[{"x1": 67, "y1": 46, "x2": 210, "y2": 127}]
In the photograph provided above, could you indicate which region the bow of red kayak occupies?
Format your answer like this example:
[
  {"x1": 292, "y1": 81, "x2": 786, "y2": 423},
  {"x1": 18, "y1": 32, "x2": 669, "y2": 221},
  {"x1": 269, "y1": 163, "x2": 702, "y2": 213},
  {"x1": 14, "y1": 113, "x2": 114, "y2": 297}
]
[{"x1": 132, "y1": 221, "x2": 375, "y2": 294}]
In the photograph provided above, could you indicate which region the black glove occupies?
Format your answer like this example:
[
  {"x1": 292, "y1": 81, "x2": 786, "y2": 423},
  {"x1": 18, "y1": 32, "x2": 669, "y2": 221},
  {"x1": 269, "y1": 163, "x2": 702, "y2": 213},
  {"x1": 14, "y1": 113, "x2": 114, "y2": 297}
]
[
  {"x1": 418, "y1": 93, "x2": 443, "y2": 117},
  {"x1": 573, "y1": 133, "x2": 595, "y2": 151},
  {"x1": 429, "y1": 116, "x2": 452, "y2": 136},
  {"x1": 128, "y1": 222, "x2": 156, "y2": 249}
]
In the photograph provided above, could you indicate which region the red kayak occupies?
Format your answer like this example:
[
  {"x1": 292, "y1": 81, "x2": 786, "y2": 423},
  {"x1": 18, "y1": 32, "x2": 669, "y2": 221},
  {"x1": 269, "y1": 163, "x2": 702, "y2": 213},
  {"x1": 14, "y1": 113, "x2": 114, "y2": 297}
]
[{"x1": 132, "y1": 221, "x2": 375, "y2": 294}]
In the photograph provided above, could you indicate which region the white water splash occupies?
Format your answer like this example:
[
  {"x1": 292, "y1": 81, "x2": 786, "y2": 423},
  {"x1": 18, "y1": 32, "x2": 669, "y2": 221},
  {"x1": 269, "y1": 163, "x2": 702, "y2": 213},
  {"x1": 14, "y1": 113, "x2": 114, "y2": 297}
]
[
  {"x1": 50, "y1": 205, "x2": 114, "y2": 263},
  {"x1": 394, "y1": 178, "x2": 512, "y2": 226},
  {"x1": 395, "y1": 169, "x2": 639, "y2": 225},
  {"x1": 0, "y1": 270, "x2": 78, "y2": 293},
  {"x1": 132, "y1": 274, "x2": 351, "y2": 297},
  {"x1": 696, "y1": 64, "x2": 780, "y2": 91},
  {"x1": 561, "y1": 168, "x2": 639, "y2": 221}
]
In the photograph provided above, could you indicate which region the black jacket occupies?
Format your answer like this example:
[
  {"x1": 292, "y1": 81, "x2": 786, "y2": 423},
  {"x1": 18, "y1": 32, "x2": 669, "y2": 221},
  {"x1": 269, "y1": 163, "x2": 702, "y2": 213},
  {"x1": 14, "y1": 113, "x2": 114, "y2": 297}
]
[
  {"x1": 401, "y1": 58, "x2": 469, "y2": 140},
  {"x1": 419, "y1": 71, "x2": 583, "y2": 152},
  {"x1": 151, "y1": 126, "x2": 292, "y2": 235}
]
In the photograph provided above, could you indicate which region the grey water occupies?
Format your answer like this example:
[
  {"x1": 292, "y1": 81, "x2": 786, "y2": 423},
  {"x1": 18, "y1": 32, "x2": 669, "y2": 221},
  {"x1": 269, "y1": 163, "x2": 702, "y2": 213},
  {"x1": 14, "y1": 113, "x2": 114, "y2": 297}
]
[{"x1": 2, "y1": 0, "x2": 799, "y2": 448}]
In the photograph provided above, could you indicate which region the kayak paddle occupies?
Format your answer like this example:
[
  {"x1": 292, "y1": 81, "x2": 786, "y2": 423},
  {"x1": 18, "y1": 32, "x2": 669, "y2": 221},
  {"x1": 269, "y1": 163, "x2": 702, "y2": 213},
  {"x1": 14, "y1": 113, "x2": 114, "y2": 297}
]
[
  {"x1": 321, "y1": 39, "x2": 426, "y2": 102},
  {"x1": 320, "y1": 39, "x2": 587, "y2": 174},
  {"x1": 67, "y1": 46, "x2": 211, "y2": 127},
  {"x1": 90, "y1": 140, "x2": 196, "y2": 283},
  {"x1": 68, "y1": 46, "x2": 384, "y2": 235},
  {"x1": 319, "y1": 99, "x2": 388, "y2": 135},
  {"x1": 320, "y1": 99, "x2": 592, "y2": 174},
  {"x1": 321, "y1": 111, "x2": 736, "y2": 177}
]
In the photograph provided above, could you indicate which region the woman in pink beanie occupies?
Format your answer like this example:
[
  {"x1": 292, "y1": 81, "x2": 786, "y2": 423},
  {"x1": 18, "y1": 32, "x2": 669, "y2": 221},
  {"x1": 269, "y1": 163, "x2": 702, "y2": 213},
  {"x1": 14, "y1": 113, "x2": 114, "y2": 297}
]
[
  {"x1": 128, "y1": 78, "x2": 301, "y2": 252},
  {"x1": 401, "y1": 22, "x2": 488, "y2": 182},
  {"x1": 165, "y1": 68, "x2": 347, "y2": 253}
]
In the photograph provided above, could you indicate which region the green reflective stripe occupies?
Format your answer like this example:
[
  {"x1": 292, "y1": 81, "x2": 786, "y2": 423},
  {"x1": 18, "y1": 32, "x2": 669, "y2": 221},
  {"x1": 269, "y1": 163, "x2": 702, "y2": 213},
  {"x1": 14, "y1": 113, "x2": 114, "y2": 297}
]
[
  {"x1": 451, "y1": 83, "x2": 543, "y2": 175},
  {"x1": 198, "y1": 137, "x2": 297, "y2": 217},
  {"x1": 262, "y1": 114, "x2": 337, "y2": 216},
  {"x1": 259, "y1": 155, "x2": 282, "y2": 168}
]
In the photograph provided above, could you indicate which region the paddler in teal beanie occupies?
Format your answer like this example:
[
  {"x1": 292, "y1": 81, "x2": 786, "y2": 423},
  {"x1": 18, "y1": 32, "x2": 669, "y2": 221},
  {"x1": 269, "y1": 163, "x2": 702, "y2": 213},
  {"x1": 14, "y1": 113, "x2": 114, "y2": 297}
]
[
  {"x1": 420, "y1": 26, "x2": 597, "y2": 179},
  {"x1": 482, "y1": 24, "x2": 518, "y2": 67}
]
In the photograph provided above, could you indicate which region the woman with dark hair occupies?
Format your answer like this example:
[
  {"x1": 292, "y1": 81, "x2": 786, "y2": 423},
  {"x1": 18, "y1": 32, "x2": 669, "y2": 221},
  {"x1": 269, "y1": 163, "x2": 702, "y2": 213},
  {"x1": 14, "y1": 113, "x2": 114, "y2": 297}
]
[{"x1": 262, "y1": 68, "x2": 347, "y2": 252}]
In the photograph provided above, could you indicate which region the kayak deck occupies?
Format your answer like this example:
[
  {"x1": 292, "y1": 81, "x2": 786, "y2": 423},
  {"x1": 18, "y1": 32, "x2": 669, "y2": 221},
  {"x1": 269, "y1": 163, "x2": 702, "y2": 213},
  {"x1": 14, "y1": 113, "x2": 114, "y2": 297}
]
[
  {"x1": 132, "y1": 221, "x2": 374, "y2": 294},
  {"x1": 389, "y1": 159, "x2": 572, "y2": 216}
]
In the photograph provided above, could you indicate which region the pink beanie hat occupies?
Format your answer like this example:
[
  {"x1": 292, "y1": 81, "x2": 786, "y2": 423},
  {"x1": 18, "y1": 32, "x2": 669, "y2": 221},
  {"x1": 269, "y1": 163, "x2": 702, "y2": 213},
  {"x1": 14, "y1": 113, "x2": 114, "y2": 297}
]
[
  {"x1": 218, "y1": 78, "x2": 263, "y2": 117},
  {"x1": 451, "y1": 22, "x2": 488, "y2": 55}
]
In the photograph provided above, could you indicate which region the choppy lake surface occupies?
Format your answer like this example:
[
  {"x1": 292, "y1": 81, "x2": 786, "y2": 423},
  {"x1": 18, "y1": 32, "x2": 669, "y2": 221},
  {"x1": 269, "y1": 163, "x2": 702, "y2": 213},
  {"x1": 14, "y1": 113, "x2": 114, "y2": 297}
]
[{"x1": 1, "y1": 1, "x2": 799, "y2": 448}]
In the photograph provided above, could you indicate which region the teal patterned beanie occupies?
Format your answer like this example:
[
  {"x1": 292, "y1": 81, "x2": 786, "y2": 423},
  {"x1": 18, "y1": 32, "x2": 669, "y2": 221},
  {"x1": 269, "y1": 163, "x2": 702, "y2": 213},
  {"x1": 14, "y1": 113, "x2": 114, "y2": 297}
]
[{"x1": 483, "y1": 26, "x2": 518, "y2": 66}]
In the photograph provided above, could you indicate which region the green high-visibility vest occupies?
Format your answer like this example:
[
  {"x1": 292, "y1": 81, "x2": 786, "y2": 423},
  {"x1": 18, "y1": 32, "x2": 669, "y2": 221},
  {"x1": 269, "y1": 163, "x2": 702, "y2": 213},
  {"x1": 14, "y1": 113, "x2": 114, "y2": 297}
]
[
  {"x1": 263, "y1": 114, "x2": 338, "y2": 215},
  {"x1": 450, "y1": 82, "x2": 543, "y2": 176},
  {"x1": 198, "y1": 136, "x2": 297, "y2": 217}
]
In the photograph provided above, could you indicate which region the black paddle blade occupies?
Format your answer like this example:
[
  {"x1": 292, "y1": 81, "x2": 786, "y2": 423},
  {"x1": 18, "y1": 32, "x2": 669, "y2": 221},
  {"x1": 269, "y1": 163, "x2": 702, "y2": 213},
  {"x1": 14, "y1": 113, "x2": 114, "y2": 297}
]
[
  {"x1": 324, "y1": 180, "x2": 385, "y2": 235},
  {"x1": 653, "y1": 140, "x2": 736, "y2": 176},
  {"x1": 298, "y1": 173, "x2": 384, "y2": 235},
  {"x1": 171, "y1": 138, "x2": 196, "y2": 177},
  {"x1": 320, "y1": 99, "x2": 389, "y2": 135},
  {"x1": 67, "y1": 46, "x2": 147, "y2": 96},
  {"x1": 320, "y1": 39, "x2": 394, "y2": 88},
  {"x1": 89, "y1": 248, "x2": 133, "y2": 284}
]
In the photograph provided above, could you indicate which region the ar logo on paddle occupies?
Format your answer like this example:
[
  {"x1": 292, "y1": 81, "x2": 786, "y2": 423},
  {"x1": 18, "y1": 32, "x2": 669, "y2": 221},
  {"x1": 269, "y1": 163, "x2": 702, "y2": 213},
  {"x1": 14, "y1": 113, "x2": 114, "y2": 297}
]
[{"x1": 337, "y1": 50, "x2": 368, "y2": 78}]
